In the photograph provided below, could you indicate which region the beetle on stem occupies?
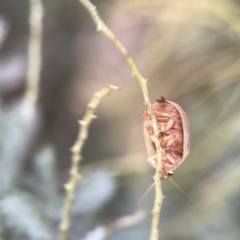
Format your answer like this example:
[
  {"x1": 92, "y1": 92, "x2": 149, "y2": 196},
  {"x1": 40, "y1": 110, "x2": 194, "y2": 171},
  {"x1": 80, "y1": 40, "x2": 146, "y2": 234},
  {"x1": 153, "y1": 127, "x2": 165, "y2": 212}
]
[{"x1": 143, "y1": 97, "x2": 190, "y2": 179}]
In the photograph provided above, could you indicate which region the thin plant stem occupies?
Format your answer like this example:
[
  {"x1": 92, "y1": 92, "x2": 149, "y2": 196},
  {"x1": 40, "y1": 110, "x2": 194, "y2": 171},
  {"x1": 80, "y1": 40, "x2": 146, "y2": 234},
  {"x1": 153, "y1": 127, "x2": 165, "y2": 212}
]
[
  {"x1": 59, "y1": 85, "x2": 120, "y2": 240},
  {"x1": 23, "y1": 0, "x2": 44, "y2": 124},
  {"x1": 78, "y1": 1, "x2": 164, "y2": 240}
]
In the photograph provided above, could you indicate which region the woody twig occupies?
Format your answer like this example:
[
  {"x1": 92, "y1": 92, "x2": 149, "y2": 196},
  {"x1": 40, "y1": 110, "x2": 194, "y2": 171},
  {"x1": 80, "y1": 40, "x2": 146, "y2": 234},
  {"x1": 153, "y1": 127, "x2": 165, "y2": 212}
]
[
  {"x1": 78, "y1": 1, "x2": 164, "y2": 240},
  {"x1": 59, "y1": 85, "x2": 119, "y2": 240}
]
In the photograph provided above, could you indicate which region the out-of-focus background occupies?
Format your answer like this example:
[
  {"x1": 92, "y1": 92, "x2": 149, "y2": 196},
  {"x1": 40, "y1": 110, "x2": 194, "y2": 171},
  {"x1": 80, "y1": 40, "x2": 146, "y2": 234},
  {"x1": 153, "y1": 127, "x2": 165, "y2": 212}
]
[{"x1": 0, "y1": 0, "x2": 240, "y2": 239}]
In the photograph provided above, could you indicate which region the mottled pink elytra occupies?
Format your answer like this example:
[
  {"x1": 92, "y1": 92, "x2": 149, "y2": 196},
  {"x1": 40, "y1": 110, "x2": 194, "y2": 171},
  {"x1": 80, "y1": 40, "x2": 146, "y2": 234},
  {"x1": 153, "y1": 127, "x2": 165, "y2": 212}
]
[{"x1": 143, "y1": 96, "x2": 190, "y2": 179}]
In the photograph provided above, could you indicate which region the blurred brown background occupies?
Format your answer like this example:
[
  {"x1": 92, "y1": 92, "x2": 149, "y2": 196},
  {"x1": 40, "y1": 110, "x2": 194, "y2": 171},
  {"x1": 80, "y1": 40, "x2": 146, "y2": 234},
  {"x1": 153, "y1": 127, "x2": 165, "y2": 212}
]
[{"x1": 0, "y1": 0, "x2": 240, "y2": 239}]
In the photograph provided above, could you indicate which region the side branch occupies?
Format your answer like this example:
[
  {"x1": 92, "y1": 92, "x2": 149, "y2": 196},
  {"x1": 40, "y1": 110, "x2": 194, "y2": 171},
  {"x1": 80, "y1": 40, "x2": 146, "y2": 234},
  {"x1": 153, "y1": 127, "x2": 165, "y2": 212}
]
[
  {"x1": 59, "y1": 85, "x2": 119, "y2": 240},
  {"x1": 78, "y1": 1, "x2": 163, "y2": 240}
]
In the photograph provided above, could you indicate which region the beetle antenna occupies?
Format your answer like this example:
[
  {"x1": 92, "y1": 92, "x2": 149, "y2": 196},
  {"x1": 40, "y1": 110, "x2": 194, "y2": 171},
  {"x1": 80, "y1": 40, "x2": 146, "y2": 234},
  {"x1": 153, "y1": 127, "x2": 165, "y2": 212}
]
[
  {"x1": 169, "y1": 177, "x2": 194, "y2": 205},
  {"x1": 139, "y1": 182, "x2": 156, "y2": 205}
]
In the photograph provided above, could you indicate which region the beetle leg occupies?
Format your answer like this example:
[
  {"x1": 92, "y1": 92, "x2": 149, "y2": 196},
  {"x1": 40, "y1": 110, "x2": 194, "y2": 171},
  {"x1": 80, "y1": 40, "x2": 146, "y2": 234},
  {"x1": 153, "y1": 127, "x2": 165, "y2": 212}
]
[
  {"x1": 164, "y1": 153, "x2": 176, "y2": 165},
  {"x1": 143, "y1": 111, "x2": 150, "y2": 117},
  {"x1": 145, "y1": 124, "x2": 153, "y2": 135},
  {"x1": 165, "y1": 118, "x2": 174, "y2": 131},
  {"x1": 158, "y1": 114, "x2": 174, "y2": 132},
  {"x1": 163, "y1": 163, "x2": 174, "y2": 174},
  {"x1": 162, "y1": 135, "x2": 175, "y2": 147},
  {"x1": 147, "y1": 155, "x2": 157, "y2": 168}
]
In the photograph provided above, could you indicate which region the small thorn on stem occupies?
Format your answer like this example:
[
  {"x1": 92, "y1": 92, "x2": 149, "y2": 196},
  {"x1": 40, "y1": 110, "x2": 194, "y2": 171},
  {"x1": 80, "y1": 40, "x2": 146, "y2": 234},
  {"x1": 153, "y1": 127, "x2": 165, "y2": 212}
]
[
  {"x1": 108, "y1": 85, "x2": 120, "y2": 90},
  {"x1": 70, "y1": 146, "x2": 78, "y2": 153},
  {"x1": 151, "y1": 211, "x2": 157, "y2": 217},
  {"x1": 79, "y1": 120, "x2": 85, "y2": 126},
  {"x1": 124, "y1": 51, "x2": 130, "y2": 58}
]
